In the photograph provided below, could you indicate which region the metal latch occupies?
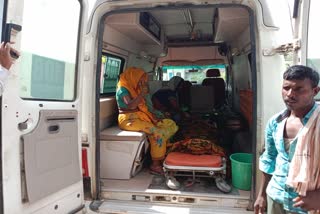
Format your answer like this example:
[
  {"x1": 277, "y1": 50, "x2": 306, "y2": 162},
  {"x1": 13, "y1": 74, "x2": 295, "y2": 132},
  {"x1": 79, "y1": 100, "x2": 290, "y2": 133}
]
[
  {"x1": 81, "y1": 133, "x2": 88, "y2": 143},
  {"x1": 263, "y1": 39, "x2": 301, "y2": 56}
]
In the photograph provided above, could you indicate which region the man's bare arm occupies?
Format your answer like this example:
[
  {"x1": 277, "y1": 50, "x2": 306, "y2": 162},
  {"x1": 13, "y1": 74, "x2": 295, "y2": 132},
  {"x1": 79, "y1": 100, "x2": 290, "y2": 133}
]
[{"x1": 254, "y1": 172, "x2": 272, "y2": 214}]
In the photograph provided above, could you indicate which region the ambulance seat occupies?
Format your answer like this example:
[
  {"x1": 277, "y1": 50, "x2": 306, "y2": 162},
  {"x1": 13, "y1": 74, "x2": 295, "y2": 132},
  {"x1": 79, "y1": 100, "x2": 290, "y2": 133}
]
[{"x1": 202, "y1": 69, "x2": 225, "y2": 107}]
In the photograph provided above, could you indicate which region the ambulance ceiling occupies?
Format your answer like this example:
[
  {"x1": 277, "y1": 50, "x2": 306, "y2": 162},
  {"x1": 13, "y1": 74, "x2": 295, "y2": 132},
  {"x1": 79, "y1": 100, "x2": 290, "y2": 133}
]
[
  {"x1": 105, "y1": 7, "x2": 249, "y2": 46},
  {"x1": 150, "y1": 8, "x2": 215, "y2": 43}
]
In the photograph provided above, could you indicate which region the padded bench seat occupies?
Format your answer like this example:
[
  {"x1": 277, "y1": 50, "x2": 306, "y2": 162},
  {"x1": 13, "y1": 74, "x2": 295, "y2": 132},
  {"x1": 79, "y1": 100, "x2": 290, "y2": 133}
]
[
  {"x1": 100, "y1": 126, "x2": 145, "y2": 141},
  {"x1": 100, "y1": 126, "x2": 148, "y2": 180}
]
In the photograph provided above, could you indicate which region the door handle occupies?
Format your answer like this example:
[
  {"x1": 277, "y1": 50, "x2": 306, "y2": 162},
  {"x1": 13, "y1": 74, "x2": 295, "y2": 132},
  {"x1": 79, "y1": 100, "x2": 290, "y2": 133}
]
[
  {"x1": 18, "y1": 120, "x2": 28, "y2": 130},
  {"x1": 18, "y1": 118, "x2": 33, "y2": 131},
  {"x1": 48, "y1": 125, "x2": 60, "y2": 133},
  {"x1": 4, "y1": 23, "x2": 22, "y2": 59}
]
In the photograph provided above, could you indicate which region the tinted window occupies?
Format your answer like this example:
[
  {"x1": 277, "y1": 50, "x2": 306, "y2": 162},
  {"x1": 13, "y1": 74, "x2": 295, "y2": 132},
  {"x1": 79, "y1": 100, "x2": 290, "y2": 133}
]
[
  {"x1": 100, "y1": 54, "x2": 125, "y2": 95},
  {"x1": 162, "y1": 65, "x2": 226, "y2": 84}
]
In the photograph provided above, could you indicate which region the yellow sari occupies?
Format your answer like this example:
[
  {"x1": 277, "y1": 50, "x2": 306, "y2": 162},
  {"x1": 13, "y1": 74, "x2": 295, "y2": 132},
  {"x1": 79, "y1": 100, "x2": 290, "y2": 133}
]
[{"x1": 117, "y1": 67, "x2": 178, "y2": 160}]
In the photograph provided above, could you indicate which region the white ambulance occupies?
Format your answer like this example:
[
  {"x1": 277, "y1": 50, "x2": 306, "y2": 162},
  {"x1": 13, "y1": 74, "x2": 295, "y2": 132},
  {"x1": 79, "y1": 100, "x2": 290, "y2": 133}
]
[{"x1": 1, "y1": 0, "x2": 319, "y2": 213}]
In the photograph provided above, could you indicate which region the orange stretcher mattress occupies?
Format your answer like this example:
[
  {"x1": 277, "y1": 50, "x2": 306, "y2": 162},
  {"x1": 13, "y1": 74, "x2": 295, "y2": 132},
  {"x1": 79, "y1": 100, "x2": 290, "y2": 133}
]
[{"x1": 165, "y1": 152, "x2": 222, "y2": 167}]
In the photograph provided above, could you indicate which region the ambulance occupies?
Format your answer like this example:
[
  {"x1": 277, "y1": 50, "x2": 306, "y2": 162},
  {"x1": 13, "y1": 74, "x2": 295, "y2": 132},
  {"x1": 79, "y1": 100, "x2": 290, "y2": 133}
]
[{"x1": 1, "y1": 0, "x2": 319, "y2": 213}]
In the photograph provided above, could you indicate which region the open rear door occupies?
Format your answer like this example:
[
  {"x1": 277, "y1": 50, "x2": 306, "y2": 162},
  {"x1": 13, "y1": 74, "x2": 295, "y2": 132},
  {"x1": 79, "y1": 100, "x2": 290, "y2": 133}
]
[
  {"x1": 301, "y1": 0, "x2": 320, "y2": 81},
  {"x1": 293, "y1": 0, "x2": 320, "y2": 69},
  {"x1": 1, "y1": 0, "x2": 88, "y2": 213},
  {"x1": 292, "y1": 0, "x2": 320, "y2": 98}
]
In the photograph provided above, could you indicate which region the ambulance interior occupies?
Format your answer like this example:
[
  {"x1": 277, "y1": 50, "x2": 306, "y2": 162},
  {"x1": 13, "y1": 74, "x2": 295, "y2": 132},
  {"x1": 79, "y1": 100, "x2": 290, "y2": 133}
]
[{"x1": 96, "y1": 5, "x2": 254, "y2": 206}]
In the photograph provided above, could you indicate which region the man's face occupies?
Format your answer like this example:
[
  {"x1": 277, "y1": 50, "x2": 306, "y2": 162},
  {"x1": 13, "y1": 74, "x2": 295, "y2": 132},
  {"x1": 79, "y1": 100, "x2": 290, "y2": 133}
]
[{"x1": 282, "y1": 78, "x2": 319, "y2": 111}]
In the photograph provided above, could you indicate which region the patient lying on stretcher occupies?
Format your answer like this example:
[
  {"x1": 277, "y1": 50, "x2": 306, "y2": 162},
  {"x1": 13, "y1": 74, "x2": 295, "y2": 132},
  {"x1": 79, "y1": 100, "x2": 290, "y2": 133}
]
[{"x1": 164, "y1": 120, "x2": 232, "y2": 193}]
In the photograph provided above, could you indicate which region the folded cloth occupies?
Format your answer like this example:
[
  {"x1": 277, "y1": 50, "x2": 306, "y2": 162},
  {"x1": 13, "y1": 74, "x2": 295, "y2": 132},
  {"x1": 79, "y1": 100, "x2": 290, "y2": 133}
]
[
  {"x1": 168, "y1": 138, "x2": 225, "y2": 157},
  {"x1": 286, "y1": 106, "x2": 320, "y2": 198}
]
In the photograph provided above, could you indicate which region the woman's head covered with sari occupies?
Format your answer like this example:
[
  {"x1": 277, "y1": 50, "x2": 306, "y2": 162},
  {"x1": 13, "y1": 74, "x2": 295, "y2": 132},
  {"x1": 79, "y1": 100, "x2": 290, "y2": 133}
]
[
  {"x1": 117, "y1": 67, "x2": 154, "y2": 122},
  {"x1": 117, "y1": 67, "x2": 147, "y2": 97}
]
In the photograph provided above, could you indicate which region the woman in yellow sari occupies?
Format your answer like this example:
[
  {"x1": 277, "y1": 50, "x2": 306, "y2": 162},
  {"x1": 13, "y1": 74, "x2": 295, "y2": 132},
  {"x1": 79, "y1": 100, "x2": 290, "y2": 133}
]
[{"x1": 116, "y1": 67, "x2": 178, "y2": 175}]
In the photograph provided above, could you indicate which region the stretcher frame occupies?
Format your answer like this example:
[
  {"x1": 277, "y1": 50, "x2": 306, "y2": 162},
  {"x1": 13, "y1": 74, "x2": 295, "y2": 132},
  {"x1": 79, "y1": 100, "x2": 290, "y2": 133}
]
[{"x1": 163, "y1": 157, "x2": 227, "y2": 181}]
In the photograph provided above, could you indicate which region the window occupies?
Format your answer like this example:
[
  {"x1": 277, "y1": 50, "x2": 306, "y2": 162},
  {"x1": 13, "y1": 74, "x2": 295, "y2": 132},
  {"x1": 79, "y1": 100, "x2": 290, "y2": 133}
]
[
  {"x1": 307, "y1": 0, "x2": 320, "y2": 99},
  {"x1": 162, "y1": 64, "x2": 226, "y2": 84},
  {"x1": 19, "y1": 0, "x2": 80, "y2": 100},
  {"x1": 100, "y1": 53, "x2": 125, "y2": 95}
]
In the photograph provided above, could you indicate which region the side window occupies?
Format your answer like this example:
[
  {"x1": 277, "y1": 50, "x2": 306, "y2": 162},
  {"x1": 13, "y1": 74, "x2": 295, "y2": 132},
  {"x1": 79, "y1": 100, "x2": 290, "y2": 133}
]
[
  {"x1": 162, "y1": 65, "x2": 226, "y2": 85},
  {"x1": 100, "y1": 53, "x2": 125, "y2": 95},
  {"x1": 19, "y1": 0, "x2": 80, "y2": 101},
  {"x1": 307, "y1": 0, "x2": 320, "y2": 99}
]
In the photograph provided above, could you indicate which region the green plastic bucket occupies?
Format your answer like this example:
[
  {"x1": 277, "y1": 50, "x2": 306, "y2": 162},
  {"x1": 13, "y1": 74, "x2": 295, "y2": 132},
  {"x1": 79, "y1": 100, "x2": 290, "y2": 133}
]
[{"x1": 230, "y1": 153, "x2": 253, "y2": 190}]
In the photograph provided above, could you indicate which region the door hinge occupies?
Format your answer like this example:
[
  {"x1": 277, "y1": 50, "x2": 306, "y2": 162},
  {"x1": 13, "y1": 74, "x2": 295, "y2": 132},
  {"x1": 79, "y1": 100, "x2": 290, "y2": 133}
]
[
  {"x1": 263, "y1": 39, "x2": 301, "y2": 56},
  {"x1": 81, "y1": 133, "x2": 88, "y2": 143}
]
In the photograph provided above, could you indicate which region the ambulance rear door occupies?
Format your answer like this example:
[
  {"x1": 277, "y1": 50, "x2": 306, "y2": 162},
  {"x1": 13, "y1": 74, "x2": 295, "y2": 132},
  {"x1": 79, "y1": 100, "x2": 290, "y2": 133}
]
[
  {"x1": 293, "y1": 0, "x2": 320, "y2": 71},
  {"x1": 1, "y1": 0, "x2": 88, "y2": 213}
]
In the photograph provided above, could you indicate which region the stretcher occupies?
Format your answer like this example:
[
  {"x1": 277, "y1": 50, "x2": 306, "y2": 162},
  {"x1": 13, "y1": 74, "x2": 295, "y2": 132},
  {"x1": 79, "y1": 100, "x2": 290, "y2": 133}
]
[{"x1": 163, "y1": 152, "x2": 230, "y2": 193}]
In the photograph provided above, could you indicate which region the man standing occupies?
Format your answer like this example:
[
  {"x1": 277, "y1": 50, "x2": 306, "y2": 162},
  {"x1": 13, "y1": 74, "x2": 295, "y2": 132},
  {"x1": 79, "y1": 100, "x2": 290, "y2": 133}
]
[
  {"x1": 0, "y1": 42, "x2": 18, "y2": 95},
  {"x1": 254, "y1": 65, "x2": 320, "y2": 214}
]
